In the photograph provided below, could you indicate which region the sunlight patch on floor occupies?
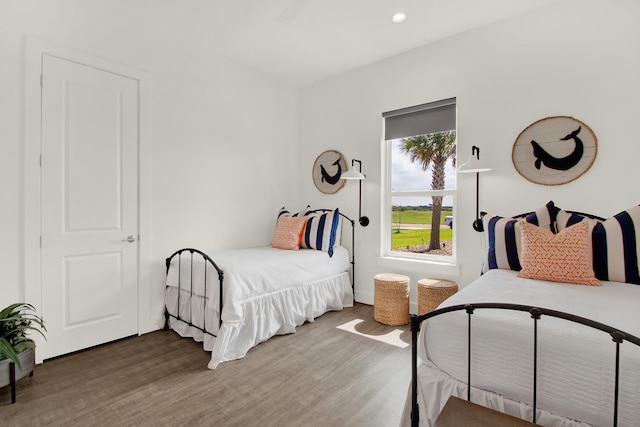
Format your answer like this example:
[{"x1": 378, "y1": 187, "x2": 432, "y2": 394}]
[{"x1": 336, "y1": 319, "x2": 409, "y2": 348}]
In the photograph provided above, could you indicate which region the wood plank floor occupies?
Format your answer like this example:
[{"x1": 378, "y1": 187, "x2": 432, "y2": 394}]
[{"x1": 1, "y1": 303, "x2": 411, "y2": 426}]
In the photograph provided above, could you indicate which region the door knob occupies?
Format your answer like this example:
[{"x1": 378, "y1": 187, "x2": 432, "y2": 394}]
[{"x1": 122, "y1": 235, "x2": 136, "y2": 243}]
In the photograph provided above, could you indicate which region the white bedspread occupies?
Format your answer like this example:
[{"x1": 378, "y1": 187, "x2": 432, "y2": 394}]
[
  {"x1": 165, "y1": 246, "x2": 352, "y2": 368},
  {"x1": 403, "y1": 269, "x2": 640, "y2": 426}
]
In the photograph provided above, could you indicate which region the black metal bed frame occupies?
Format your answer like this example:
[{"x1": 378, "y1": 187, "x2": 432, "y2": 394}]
[
  {"x1": 509, "y1": 210, "x2": 605, "y2": 222},
  {"x1": 410, "y1": 303, "x2": 640, "y2": 427},
  {"x1": 163, "y1": 248, "x2": 223, "y2": 335},
  {"x1": 163, "y1": 209, "x2": 357, "y2": 338}
]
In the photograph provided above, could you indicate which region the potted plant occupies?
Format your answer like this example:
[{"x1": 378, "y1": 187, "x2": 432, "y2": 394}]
[{"x1": 0, "y1": 303, "x2": 46, "y2": 403}]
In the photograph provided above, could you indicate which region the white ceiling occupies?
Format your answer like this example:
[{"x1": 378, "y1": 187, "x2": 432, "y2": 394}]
[
  {"x1": 26, "y1": 0, "x2": 562, "y2": 87},
  {"x1": 150, "y1": 0, "x2": 562, "y2": 87}
]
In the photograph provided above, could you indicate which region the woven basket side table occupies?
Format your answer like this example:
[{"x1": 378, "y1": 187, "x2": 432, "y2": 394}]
[
  {"x1": 374, "y1": 273, "x2": 410, "y2": 326},
  {"x1": 417, "y1": 278, "x2": 458, "y2": 314}
]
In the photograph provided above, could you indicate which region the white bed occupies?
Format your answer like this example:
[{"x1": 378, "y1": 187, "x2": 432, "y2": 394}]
[
  {"x1": 401, "y1": 269, "x2": 640, "y2": 426},
  {"x1": 165, "y1": 245, "x2": 352, "y2": 369}
]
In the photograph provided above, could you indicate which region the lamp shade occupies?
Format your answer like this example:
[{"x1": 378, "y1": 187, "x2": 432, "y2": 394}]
[
  {"x1": 458, "y1": 166, "x2": 492, "y2": 174},
  {"x1": 457, "y1": 155, "x2": 492, "y2": 174},
  {"x1": 341, "y1": 167, "x2": 365, "y2": 180}
]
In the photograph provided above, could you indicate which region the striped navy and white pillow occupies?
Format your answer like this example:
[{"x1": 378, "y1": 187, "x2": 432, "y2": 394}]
[
  {"x1": 558, "y1": 206, "x2": 640, "y2": 284},
  {"x1": 556, "y1": 210, "x2": 595, "y2": 230},
  {"x1": 277, "y1": 205, "x2": 312, "y2": 221},
  {"x1": 301, "y1": 208, "x2": 342, "y2": 257},
  {"x1": 482, "y1": 201, "x2": 559, "y2": 273}
]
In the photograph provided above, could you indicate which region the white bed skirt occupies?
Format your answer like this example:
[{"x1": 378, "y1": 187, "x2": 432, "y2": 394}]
[
  {"x1": 167, "y1": 272, "x2": 352, "y2": 369},
  {"x1": 399, "y1": 360, "x2": 593, "y2": 427}
]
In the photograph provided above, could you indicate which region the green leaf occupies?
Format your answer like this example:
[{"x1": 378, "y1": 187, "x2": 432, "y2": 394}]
[
  {"x1": 0, "y1": 303, "x2": 27, "y2": 319},
  {"x1": 0, "y1": 337, "x2": 21, "y2": 368}
]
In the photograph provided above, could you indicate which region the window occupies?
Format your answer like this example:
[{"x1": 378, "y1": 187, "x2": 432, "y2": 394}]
[{"x1": 382, "y1": 98, "x2": 457, "y2": 262}]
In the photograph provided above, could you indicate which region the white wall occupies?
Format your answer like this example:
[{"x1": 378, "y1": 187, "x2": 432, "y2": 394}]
[
  {"x1": 298, "y1": 0, "x2": 640, "y2": 307},
  {"x1": 3, "y1": 0, "x2": 639, "y2": 338},
  {"x1": 1, "y1": 1, "x2": 299, "y2": 331}
]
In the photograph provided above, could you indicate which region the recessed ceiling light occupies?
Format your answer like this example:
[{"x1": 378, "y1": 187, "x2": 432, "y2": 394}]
[{"x1": 391, "y1": 12, "x2": 406, "y2": 23}]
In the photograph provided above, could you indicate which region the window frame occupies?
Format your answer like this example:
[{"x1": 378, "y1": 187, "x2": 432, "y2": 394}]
[{"x1": 380, "y1": 101, "x2": 457, "y2": 265}]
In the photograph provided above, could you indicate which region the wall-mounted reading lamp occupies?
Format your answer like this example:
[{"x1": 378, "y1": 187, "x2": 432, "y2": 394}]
[
  {"x1": 457, "y1": 146, "x2": 492, "y2": 232},
  {"x1": 341, "y1": 159, "x2": 370, "y2": 227}
]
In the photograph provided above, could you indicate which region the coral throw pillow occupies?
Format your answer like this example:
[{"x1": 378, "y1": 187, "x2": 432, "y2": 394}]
[
  {"x1": 518, "y1": 220, "x2": 601, "y2": 286},
  {"x1": 271, "y1": 216, "x2": 307, "y2": 250}
]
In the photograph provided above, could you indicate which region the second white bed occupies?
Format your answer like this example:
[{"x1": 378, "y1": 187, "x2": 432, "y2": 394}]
[{"x1": 403, "y1": 269, "x2": 640, "y2": 426}]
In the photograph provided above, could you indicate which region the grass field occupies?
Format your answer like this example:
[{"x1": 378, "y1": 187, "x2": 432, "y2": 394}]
[
  {"x1": 391, "y1": 228, "x2": 453, "y2": 249},
  {"x1": 391, "y1": 207, "x2": 452, "y2": 225},
  {"x1": 391, "y1": 207, "x2": 453, "y2": 249}
]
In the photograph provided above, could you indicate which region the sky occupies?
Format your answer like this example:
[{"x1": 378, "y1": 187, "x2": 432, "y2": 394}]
[{"x1": 391, "y1": 139, "x2": 455, "y2": 207}]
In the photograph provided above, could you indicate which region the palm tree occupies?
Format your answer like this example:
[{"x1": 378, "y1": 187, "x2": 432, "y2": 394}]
[{"x1": 401, "y1": 131, "x2": 456, "y2": 251}]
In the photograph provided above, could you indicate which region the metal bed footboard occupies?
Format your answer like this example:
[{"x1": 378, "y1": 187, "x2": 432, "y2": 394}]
[
  {"x1": 163, "y1": 248, "x2": 224, "y2": 337},
  {"x1": 410, "y1": 303, "x2": 640, "y2": 427}
]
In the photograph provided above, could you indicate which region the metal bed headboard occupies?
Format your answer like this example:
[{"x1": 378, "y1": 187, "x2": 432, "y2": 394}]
[
  {"x1": 476, "y1": 209, "x2": 607, "y2": 233},
  {"x1": 309, "y1": 209, "x2": 357, "y2": 294},
  {"x1": 410, "y1": 303, "x2": 640, "y2": 427}
]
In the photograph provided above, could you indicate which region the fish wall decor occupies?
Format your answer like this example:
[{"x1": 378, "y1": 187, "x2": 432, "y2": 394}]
[
  {"x1": 512, "y1": 116, "x2": 597, "y2": 185},
  {"x1": 312, "y1": 150, "x2": 348, "y2": 194}
]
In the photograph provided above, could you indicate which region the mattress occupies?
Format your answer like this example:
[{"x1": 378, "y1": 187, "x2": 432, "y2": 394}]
[
  {"x1": 403, "y1": 269, "x2": 640, "y2": 426},
  {"x1": 165, "y1": 245, "x2": 353, "y2": 368}
]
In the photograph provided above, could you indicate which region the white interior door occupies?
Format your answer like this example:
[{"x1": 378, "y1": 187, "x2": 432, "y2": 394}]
[{"x1": 40, "y1": 54, "x2": 139, "y2": 359}]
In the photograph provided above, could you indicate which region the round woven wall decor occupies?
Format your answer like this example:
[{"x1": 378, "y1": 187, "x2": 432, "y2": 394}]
[
  {"x1": 512, "y1": 116, "x2": 597, "y2": 186},
  {"x1": 312, "y1": 150, "x2": 347, "y2": 194}
]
